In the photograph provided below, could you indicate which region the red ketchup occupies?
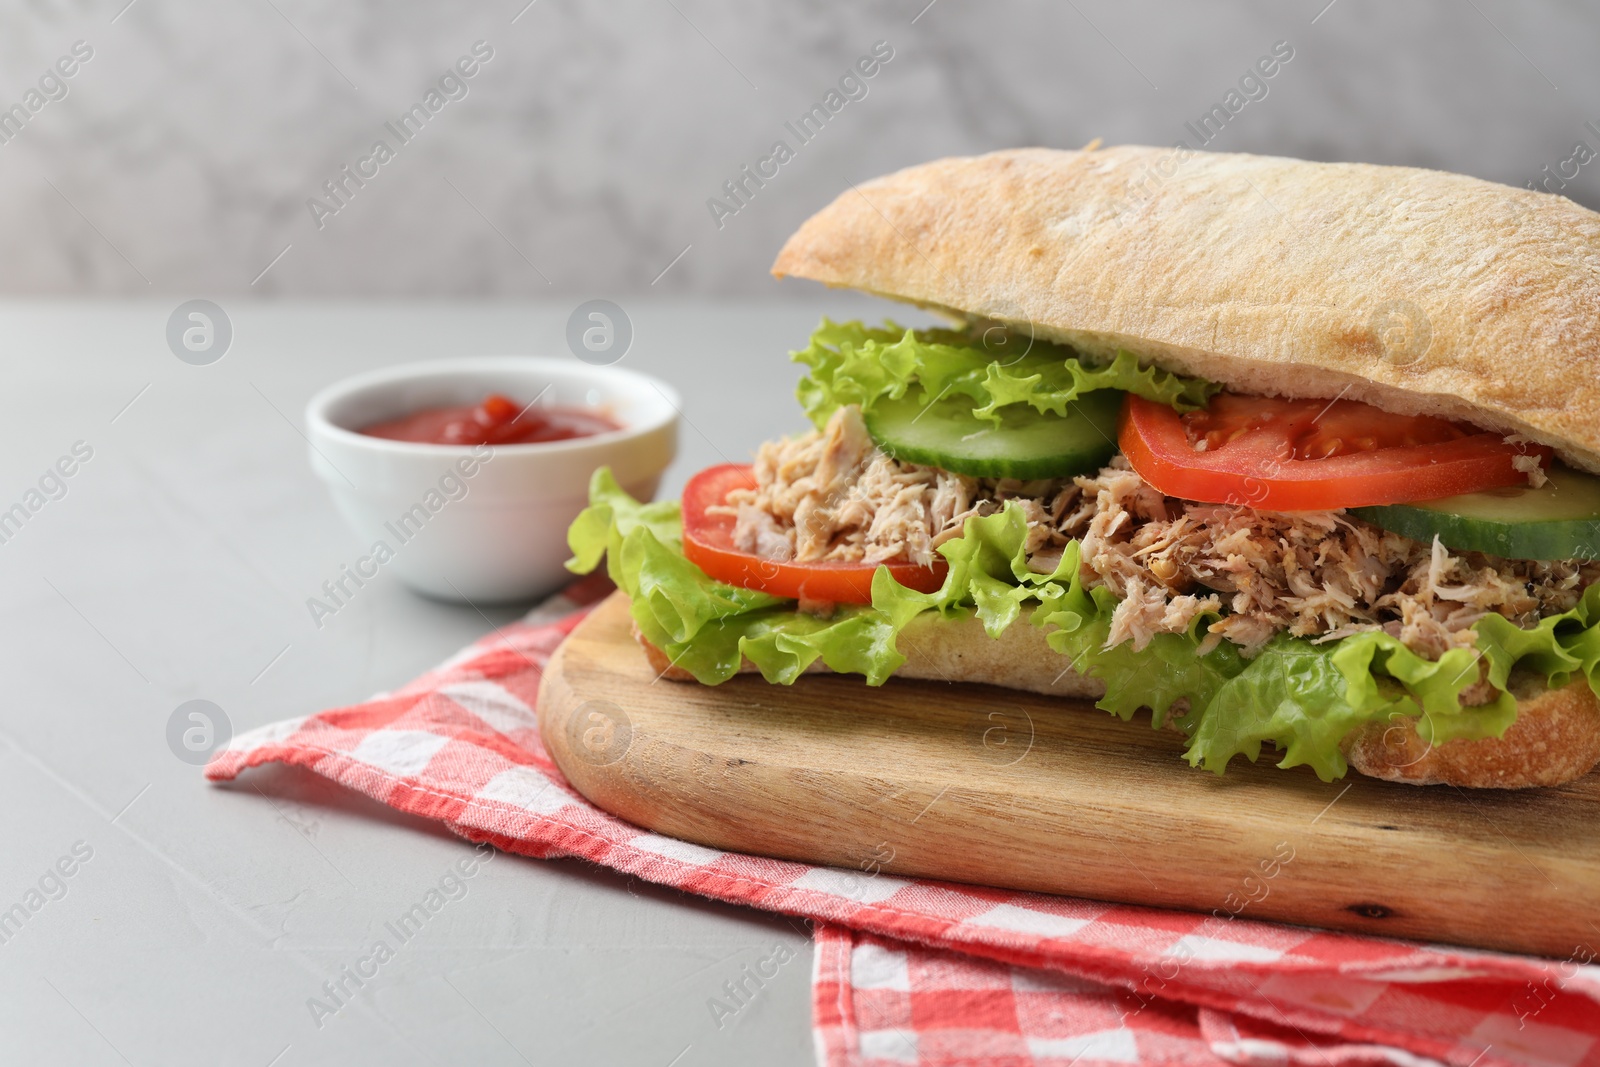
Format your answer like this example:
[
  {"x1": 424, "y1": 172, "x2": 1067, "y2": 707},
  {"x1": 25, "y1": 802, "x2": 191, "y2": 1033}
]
[{"x1": 359, "y1": 393, "x2": 620, "y2": 446}]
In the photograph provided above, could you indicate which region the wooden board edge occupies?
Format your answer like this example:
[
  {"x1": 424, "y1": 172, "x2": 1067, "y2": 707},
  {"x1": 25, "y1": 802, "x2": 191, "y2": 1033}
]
[{"x1": 538, "y1": 592, "x2": 1600, "y2": 959}]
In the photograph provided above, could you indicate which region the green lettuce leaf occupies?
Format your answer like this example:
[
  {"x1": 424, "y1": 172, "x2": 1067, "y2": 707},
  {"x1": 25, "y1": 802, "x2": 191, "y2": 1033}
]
[
  {"x1": 1038, "y1": 582, "x2": 1245, "y2": 732},
  {"x1": 568, "y1": 470, "x2": 1600, "y2": 782},
  {"x1": 793, "y1": 319, "x2": 1218, "y2": 429},
  {"x1": 566, "y1": 469, "x2": 905, "y2": 684},
  {"x1": 1182, "y1": 635, "x2": 1508, "y2": 781}
]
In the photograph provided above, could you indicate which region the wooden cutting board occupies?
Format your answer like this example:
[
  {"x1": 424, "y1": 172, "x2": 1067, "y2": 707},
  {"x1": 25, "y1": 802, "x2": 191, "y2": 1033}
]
[{"x1": 539, "y1": 592, "x2": 1600, "y2": 958}]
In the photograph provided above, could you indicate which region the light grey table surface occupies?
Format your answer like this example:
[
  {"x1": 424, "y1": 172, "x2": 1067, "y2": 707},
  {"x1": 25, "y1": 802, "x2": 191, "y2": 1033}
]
[{"x1": 0, "y1": 296, "x2": 903, "y2": 1066}]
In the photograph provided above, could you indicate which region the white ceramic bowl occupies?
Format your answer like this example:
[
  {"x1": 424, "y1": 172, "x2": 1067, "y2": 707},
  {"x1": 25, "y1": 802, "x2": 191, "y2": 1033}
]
[{"x1": 305, "y1": 356, "x2": 678, "y2": 603}]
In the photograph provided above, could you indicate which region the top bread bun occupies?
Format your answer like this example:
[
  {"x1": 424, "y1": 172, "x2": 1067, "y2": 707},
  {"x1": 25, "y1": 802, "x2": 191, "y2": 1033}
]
[{"x1": 772, "y1": 146, "x2": 1600, "y2": 474}]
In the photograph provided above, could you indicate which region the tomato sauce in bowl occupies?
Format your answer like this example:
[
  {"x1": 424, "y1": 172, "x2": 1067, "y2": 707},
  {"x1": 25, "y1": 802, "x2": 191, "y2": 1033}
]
[{"x1": 359, "y1": 393, "x2": 620, "y2": 446}]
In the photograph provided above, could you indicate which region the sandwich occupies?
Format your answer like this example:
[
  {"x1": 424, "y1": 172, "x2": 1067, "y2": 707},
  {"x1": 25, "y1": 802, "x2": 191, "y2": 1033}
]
[{"x1": 567, "y1": 146, "x2": 1600, "y2": 789}]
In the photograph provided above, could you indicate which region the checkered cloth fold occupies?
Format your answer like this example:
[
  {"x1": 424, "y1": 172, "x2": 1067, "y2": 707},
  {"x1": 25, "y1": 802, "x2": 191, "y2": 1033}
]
[{"x1": 206, "y1": 580, "x2": 1600, "y2": 1067}]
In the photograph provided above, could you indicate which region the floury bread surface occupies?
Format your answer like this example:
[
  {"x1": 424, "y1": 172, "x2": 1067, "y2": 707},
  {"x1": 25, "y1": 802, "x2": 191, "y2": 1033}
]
[{"x1": 772, "y1": 146, "x2": 1600, "y2": 473}]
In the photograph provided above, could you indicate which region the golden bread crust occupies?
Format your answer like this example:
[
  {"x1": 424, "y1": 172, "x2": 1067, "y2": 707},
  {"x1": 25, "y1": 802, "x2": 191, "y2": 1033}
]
[
  {"x1": 1342, "y1": 678, "x2": 1600, "y2": 788},
  {"x1": 771, "y1": 146, "x2": 1600, "y2": 473}
]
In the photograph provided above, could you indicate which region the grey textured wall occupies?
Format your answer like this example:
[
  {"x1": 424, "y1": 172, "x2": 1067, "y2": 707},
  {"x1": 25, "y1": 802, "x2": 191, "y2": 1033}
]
[{"x1": 2, "y1": 0, "x2": 1596, "y2": 297}]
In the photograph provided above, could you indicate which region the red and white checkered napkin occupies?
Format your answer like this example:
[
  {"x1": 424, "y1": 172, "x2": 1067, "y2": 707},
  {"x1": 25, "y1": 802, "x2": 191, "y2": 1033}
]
[{"x1": 207, "y1": 580, "x2": 1600, "y2": 1067}]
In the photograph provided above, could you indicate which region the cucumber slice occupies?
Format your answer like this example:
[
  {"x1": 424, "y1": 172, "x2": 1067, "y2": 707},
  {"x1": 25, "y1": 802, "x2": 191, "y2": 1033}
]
[
  {"x1": 864, "y1": 387, "x2": 1122, "y2": 480},
  {"x1": 1351, "y1": 463, "x2": 1600, "y2": 561}
]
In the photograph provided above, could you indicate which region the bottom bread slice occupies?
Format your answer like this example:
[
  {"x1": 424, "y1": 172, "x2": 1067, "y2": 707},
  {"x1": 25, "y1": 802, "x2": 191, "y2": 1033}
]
[{"x1": 635, "y1": 607, "x2": 1600, "y2": 789}]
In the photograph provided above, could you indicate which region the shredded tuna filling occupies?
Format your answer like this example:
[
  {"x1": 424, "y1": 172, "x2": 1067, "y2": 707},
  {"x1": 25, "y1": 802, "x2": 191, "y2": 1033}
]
[{"x1": 713, "y1": 405, "x2": 1600, "y2": 664}]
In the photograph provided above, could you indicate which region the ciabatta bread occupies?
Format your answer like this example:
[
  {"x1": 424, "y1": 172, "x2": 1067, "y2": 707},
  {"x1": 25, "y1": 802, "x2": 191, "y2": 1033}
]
[
  {"x1": 772, "y1": 146, "x2": 1600, "y2": 473},
  {"x1": 738, "y1": 146, "x2": 1600, "y2": 786},
  {"x1": 1342, "y1": 678, "x2": 1600, "y2": 788},
  {"x1": 637, "y1": 608, "x2": 1600, "y2": 789}
]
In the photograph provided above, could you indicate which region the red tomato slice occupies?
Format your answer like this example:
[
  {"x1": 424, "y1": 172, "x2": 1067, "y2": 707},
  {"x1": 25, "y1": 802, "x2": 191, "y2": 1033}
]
[
  {"x1": 681, "y1": 464, "x2": 947, "y2": 603},
  {"x1": 1119, "y1": 393, "x2": 1551, "y2": 510}
]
